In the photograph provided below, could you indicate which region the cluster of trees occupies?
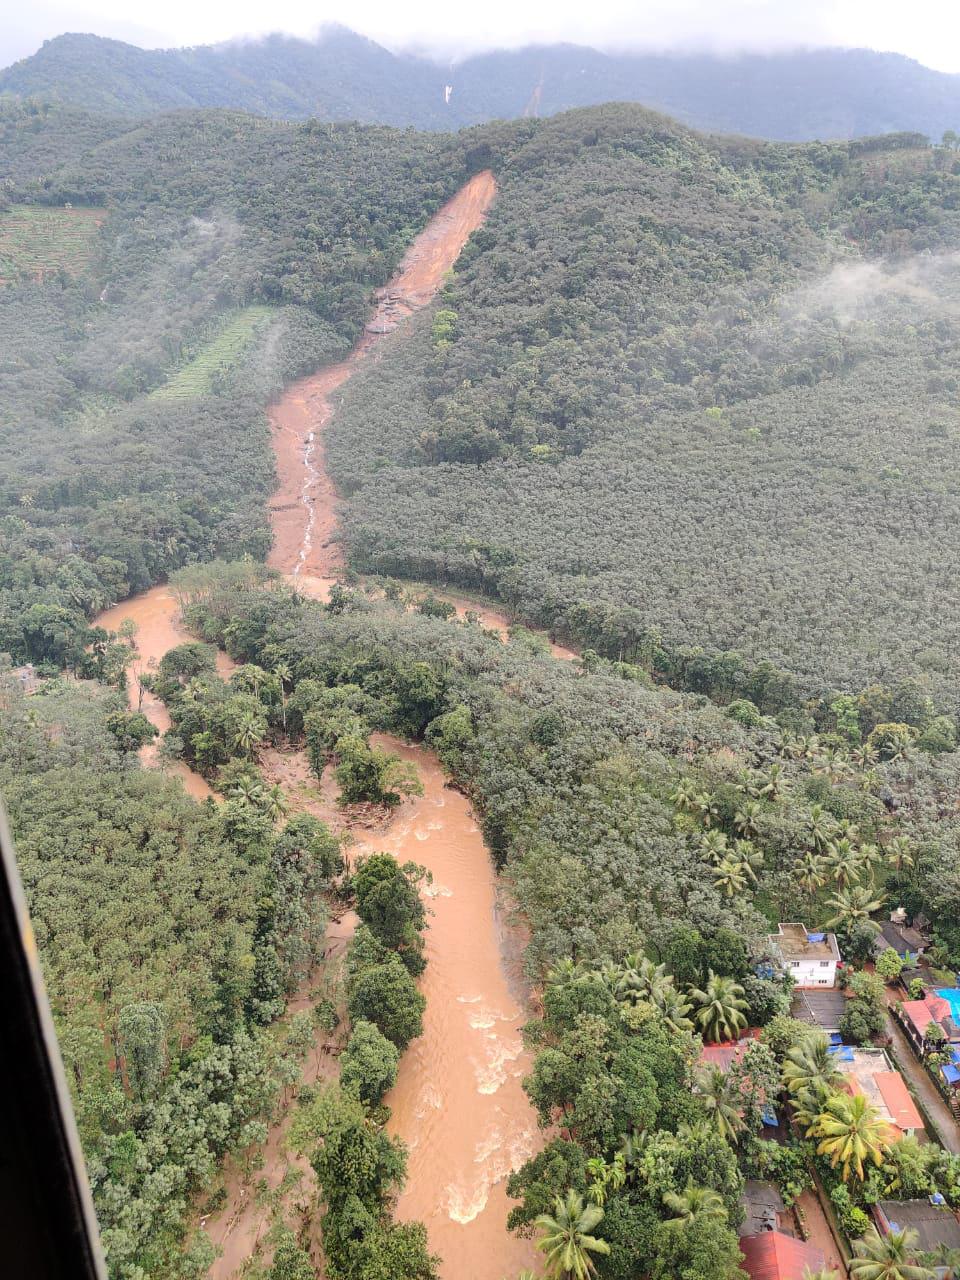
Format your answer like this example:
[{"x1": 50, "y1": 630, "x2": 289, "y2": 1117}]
[
  {"x1": 282, "y1": 852, "x2": 436, "y2": 1280},
  {"x1": 0, "y1": 98, "x2": 486, "y2": 668},
  {"x1": 183, "y1": 568, "x2": 960, "y2": 973},
  {"x1": 165, "y1": 569, "x2": 960, "y2": 1276},
  {"x1": 14, "y1": 553, "x2": 960, "y2": 1274},
  {"x1": 507, "y1": 965, "x2": 960, "y2": 1280},
  {"x1": 325, "y1": 104, "x2": 960, "y2": 716},
  {"x1": 0, "y1": 664, "x2": 341, "y2": 1277}
]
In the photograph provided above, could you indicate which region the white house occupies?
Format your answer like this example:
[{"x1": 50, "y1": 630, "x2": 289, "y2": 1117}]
[{"x1": 767, "y1": 922, "x2": 841, "y2": 987}]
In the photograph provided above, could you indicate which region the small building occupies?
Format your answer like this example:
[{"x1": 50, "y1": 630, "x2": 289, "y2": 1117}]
[
  {"x1": 876, "y1": 919, "x2": 927, "y2": 963},
  {"x1": 875, "y1": 1199, "x2": 960, "y2": 1259},
  {"x1": 11, "y1": 663, "x2": 40, "y2": 695},
  {"x1": 791, "y1": 987, "x2": 849, "y2": 1035},
  {"x1": 768, "y1": 923, "x2": 841, "y2": 987},
  {"x1": 739, "y1": 1230, "x2": 826, "y2": 1280},
  {"x1": 898, "y1": 995, "x2": 960, "y2": 1054},
  {"x1": 741, "y1": 1181, "x2": 786, "y2": 1237},
  {"x1": 832, "y1": 1046, "x2": 924, "y2": 1138},
  {"x1": 699, "y1": 1032, "x2": 760, "y2": 1073}
]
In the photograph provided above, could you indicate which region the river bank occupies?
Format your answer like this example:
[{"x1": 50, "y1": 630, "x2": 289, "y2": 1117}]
[{"x1": 93, "y1": 170, "x2": 542, "y2": 1279}]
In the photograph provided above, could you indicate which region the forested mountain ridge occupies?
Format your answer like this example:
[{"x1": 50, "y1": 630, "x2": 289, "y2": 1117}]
[
  {"x1": 3, "y1": 28, "x2": 960, "y2": 142},
  {"x1": 5, "y1": 83, "x2": 960, "y2": 1280},
  {"x1": 0, "y1": 102, "x2": 475, "y2": 668},
  {"x1": 328, "y1": 105, "x2": 960, "y2": 722}
]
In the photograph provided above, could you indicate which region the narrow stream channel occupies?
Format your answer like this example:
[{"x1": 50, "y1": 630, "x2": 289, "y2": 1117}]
[{"x1": 94, "y1": 173, "x2": 542, "y2": 1278}]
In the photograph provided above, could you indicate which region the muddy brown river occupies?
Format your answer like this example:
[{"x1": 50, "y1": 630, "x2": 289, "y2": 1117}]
[{"x1": 95, "y1": 173, "x2": 542, "y2": 1279}]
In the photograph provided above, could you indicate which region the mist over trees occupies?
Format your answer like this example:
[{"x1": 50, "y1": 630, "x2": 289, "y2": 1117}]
[
  {"x1": 327, "y1": 106, "x2": 960, "y2": 718},
  {"x1": 5, "y1": 83, "x2": 960, "y2": 1280},
  {"x1": 0, "y1": 103, "x2": 475, "y2": 665}
]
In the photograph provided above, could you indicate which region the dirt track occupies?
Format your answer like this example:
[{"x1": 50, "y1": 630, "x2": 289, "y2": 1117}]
[{"x1": 266, "y1": 170, "x2": 497, "y2": 583}]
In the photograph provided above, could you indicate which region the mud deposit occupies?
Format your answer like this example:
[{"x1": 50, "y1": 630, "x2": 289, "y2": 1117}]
[
  {"x1": 363, "y1": 737, "x2": 539, "y2": 1278},
  {"x1": 96, "y1": 585, "x2": 234, "y2": 799},
  {"x1": 266, "y1": 170, "x2": 497, "y2": 579},
  {"x1": 95, "y1": 171, "x2": 540, "y2": 1278}
]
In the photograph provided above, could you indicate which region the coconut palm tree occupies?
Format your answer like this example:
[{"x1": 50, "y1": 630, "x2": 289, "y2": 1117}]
[
  {"x1": 700, "y1": 830, "x2": 729, "y2": 864},
  {"x1": 929, "y1": 1243, "x2": 960, "y2": 1277},
  {"x1": 815, "y1": 748, "x2": 852, "y2": 783},
  {"x1": 615, "y1": 956, "x2": 668, "y2": 1005},
  {"x1": 273, "y1": 660, "x2": 292, "y2": 731},
  {"x1": 232, "y1": 711, "x2": 263, "y2": 759},
  {"x1": 712, "y1": 859, "x2": 749, "y2": 898},
  {"x1": 662, "y1": 1182, "x2": 726, "y2": 1225},
  {"x1": 547, "y1": 958, "x2": 578, "y2": 986},
  {"x1": 689, "y1": 971, "x2": 749, "y2": 1043},
  {"x1": 652, "y1": 982, "x2": 695, "y2": 1035},
  {"x1": 228, "y1": 774, "x2": 265, "y2": 806},
  {"x1": 856, "y1": 842, "x2": 883, "y2": 875},
  {"x1": 849, "y1": 1226, "x2": 934, "y2": 1280},
  {"x1": 850, "y1": 744, "x2": 879, "y2": 771},
  {"x1": 825, "y1": 838, "x2": 863, "y2": 889},
  {"x1": 734, "y1": 799, "x2": 763, "y2": 838},
  {"x1": 886, "y1": 836, "x2": 915, "y2": 883},
  {"x1": 783, "y1": 1036, "x2": 844, "y2": 1098},
  {"x1": 669, "y1": 778, "x2": 699, "y2": 814},
  {"x1": 693, "y1": 791, "x2": 721, "y2": 827},
  {"x1": 826, "y1": 883, "x2": 884, "y2": 933},
  {"x1": 618, "y1": 1128, "x2": 649, "y2": 1183},
  {"x1": 534, "y1": 1191, "x2": 610, "y2": 1279},
  {"x1": 808, "y1": 804, "x2": 838, "y2": 851},
  {"x1": 695, "y1": 1065, "x2": 745, "y2": 1144},
  {"x1": 732, "y1": 838, "x2": 763, "y2": 881},
  {"x1": 263, "y1": 783, "x2": 287, "y2": 823},
  {"x1": 797, "y1": 851, "x2": 827, "y2": 904},
  {"x1": 792, "y1": 1085, "x2": 828, "y2": 1137},
  {"x1": 754, "y1": 763, "x2": 787, "y2": 799},
  {"x1": 585, "y1": 1153, "x2": 626, "y2": 1207},
  {"x1": 811, "y1": 1092, "x2": 891, "y2": 1183}
]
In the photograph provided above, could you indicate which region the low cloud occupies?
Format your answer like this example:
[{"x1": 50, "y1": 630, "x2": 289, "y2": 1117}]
[{"x1": 785, "y1": 252, "x2": 960, "y2": 327}]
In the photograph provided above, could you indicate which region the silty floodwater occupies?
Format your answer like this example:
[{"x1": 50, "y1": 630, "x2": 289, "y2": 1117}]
[{"x1": 95, "y1": 172, "x2": 542, "y2": 1278}]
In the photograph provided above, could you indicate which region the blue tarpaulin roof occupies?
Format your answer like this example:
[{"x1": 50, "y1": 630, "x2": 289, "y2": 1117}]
[
  {"x1": 807, "y1": 932, "x2": 826, "y2": 942},
  {"x1": 761, "y1": 1105, "x2": 778, "y2": 1126},
  {"x1": 942, "y1": 1064, "x2": 960, "y2": 1085}
]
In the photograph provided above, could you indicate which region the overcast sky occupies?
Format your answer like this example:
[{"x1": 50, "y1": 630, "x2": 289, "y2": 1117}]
[{"x1": 5, "y1": 0, "x2": 960, "y2": 73}]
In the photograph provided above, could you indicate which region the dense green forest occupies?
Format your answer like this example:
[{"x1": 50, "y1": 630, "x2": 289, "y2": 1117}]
[
  {"x1": 328, "y1": 106, "x2": 960, "y2": 722},
  {"x1": 0, "y1": 662, "x2": 341, "y2": 1276},
  {"x1": 173, "y1": 569, "x2": 960, "y2": 1278},
  {"x1": 4, "y1": 29, "x2": 960, "y2": 142},
  {"x1": 0, "y1": 100, "x2": 472, "y2": 666},
  {"x1": 5, "y1": 89, "x2": 960, "y2": 1280}
]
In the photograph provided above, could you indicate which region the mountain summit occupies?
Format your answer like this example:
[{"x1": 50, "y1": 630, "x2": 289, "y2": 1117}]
[{"x1": 2, "y1": 29, "x2": 960, "y2": 140}]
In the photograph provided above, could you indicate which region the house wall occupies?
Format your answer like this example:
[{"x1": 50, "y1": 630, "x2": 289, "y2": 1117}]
[{"x1": 790, "y1": 957, "x2": 837, "y2": 987}]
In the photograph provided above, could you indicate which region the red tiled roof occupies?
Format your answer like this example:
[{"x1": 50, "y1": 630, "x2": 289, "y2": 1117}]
[
  {"x1": 901, "y1": 997, "x2": 941, "y2": 1036},
  {"x1": 698, "y1": 1029, "x2": 760, "y2": 1070},
  {"x1": 740, "y1": 1231, "x2": 826, "y2": 1280},
  {"x1": 875, "y1": 1072, "x2": 924, "y2": 1133}
]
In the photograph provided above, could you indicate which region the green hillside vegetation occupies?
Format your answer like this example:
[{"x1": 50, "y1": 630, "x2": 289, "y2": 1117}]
[
  {"x1": 151, "y1": 306, "x2": 275, "y2": 400},
  {"x1": 0, "y1": 661, "x2": 341, "y2": 1276},
  {"x1": 4, "y1": 30, "x2": 960, "y2": 142},
  {"x1": 328, "y1": 105, "x2": 960, "y2": 724},
  {"x1": 176, "y1": 570, "x2": 960, "y2": 1277},
  {"x1": 0, "y1": 203, "x2": 104, "y2": 279},
  {"x1": 0, "y1": 105, "x2": 474, "y2": 667},
  {"x1": 6, "y1": 92, "x2": 960, "y2": 1279}
]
